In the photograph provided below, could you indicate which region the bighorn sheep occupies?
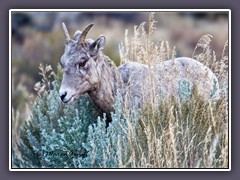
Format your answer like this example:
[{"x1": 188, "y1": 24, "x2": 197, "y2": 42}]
[{"x1": 59, "y1": 23, "x2": 219, "y2": 123}]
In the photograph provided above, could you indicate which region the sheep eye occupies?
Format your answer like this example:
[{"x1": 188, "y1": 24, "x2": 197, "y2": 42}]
[{"x1": 78, "y1": 61, "x2": 86, "y2": 68}]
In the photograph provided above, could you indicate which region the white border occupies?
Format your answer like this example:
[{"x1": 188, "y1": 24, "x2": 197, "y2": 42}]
[{"x1": 9, "y1": 9, "x2": 231, "y2": 171}]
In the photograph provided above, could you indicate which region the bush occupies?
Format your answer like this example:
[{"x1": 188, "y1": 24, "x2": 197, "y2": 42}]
[{"x1": 12, "y1": 64, "x2": 228, "y2": 168}]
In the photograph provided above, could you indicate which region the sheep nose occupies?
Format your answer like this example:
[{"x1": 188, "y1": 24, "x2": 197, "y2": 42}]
[{"x1": 60, "y1": 92, "x2": 67, "y2": 101}]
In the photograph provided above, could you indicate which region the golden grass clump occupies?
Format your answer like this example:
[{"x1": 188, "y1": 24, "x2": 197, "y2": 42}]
[{"x1": 117, "y1": 12, "x2": 228, "y2": 168}]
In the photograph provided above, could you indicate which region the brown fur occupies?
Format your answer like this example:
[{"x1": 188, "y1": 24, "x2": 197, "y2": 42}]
[{"x1": 59, "y1": 24, "x2": 219, "y2": 124}]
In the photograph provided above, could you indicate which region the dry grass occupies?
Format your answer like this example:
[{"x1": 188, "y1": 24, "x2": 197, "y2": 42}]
[{"x1": 117, "y1": 13, "x2": 228, "y2": 168}]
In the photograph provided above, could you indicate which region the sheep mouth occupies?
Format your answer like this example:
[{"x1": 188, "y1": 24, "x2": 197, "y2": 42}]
[
  {"x1": 62, "y1": 90, "x2": 88, "y2": 104},
  {"x1": 62, "y1": 95, "x2": 75, "y2": 104}
]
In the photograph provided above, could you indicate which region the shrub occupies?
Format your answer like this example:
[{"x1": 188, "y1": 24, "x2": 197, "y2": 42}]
[{"x1": 12, "y1": 66, "x2": 228, "y2": 168}]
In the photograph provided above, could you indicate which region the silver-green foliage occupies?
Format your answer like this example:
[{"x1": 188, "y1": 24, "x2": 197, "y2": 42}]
[
  {"x1": 12, "y1": 64, "x2": 228, "y2": 168},
  {"x1": 12, "y1": 66, "x2": 135, "y2": 168},
  {"x1": 13, "y1": 65, "x2": 99, "y2": 168}
]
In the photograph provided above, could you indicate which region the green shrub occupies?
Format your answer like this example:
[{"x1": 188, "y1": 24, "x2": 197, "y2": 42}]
[{"x1": 12, "y1": 64, "x2": 228, "y2": 168}]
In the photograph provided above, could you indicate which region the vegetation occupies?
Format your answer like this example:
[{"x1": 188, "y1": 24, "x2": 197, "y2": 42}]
[{"x1": 12, "y1": 13, "x2": 228, "y2": 169}]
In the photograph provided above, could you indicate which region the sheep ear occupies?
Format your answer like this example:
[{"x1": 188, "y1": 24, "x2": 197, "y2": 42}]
[{"x1": 90, "y1": 35, "x2": 106, "y2": 55}]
